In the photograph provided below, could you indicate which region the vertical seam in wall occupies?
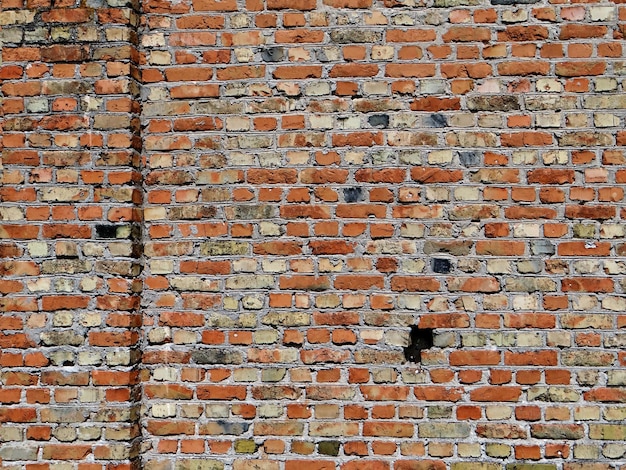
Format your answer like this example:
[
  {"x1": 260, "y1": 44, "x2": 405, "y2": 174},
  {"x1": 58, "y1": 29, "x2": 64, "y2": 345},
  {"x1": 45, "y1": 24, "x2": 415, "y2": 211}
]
[
  {"x1": 128, "y1": 0, "x2": 146, "y2": 464},
  {"x1": 134, "y1": 0, "x2": 149, "y2": 462}
]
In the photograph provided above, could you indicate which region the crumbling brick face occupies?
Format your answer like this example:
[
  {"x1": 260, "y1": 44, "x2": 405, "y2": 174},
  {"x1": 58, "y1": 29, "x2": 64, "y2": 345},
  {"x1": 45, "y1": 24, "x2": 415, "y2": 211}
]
[{"x1": 1, "y1": 0, "x2": 626, "y2": 468}]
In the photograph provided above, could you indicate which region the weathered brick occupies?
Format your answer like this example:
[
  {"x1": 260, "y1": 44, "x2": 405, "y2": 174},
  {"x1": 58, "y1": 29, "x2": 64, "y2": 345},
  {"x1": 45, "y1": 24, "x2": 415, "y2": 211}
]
[
  {"x1": 531, "y1": 424, "x2": 584, "y2": 440},
  {"x1": 418, "y1": 423, "x2": 470, "y2": 438}
]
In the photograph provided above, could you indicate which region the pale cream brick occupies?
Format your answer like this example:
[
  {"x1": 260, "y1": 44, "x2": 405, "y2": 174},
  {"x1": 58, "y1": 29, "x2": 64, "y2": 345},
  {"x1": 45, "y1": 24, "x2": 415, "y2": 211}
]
[
  {"x1": 428, "y1": 150, "x2": 454, "y2": 164},
  {"x1": 233, "y1": 259, "x2": 257, "y2": 272},
  {"x1": 288, "y1": 47, "x2": 310, "y2": 62},
  {"x1": 400, "y1": 223, "x2": 426, "y2": 238},
  {"x1": 542, "y1": 150, "x2": 568, "y2": 165},
  {"x1": 604, "y1": 260, "x2": 626, "y2": 274},
  {"x1": 513, "y1": 294, "x2": 538, "y2": 310},
  {"x1": 486, "y1": 406, "x2": 512, "y2": 420},
  {"x1": 537, "y1": 78, "x2": 563, "y2": 92},
  {"x1": 28, "y1": 241, "x2": 48, "y2": 257},
  {"x1": 242, "y1": 295, "x2": 263, "y2": 310},
  {"x1": 52, "y1": 312, "x2": 73, "y2": 327},
  {"x1": 150, "y1": 260, "x2": 173, "y2": 274},
  {"x1": 339, "y1": 115, "x2": 361, "y2": 129},
  {"x1": 458, "y1": 443, "x2": 481, "y2": 458},
  {"x1": 426, "y1": 187, "x2": 450, "y2": 201},
  {"x1": 594, "y1": 113, "x2": 620, "y2": 127},
  {"x1": 205, "y1": 404, "x2": 229, "y2": 417},
  {"x1": 401, "y1": 259, "x2": 425, "y2": 273},
  {"x1": 153, "y1": 367, "x2": 178, "y2": 381},
  {"x1": 230, "y1": 13, "x2": 250, "y2": 27},
  {"x1": 371, "y1": 45, "x2": 394, "y2": 60},
  {"x1": 27, "y1": 278, "x2": 51, "y2": 292},
  {"x1": 152, "y1": 403, "x2": 177, "y2": 418},
  {"x1": 310, "y1": 115, "x2": 333, "y2": 129},
  {"x1": 226, "y1": 117, "x2": 250, "y2": 131},
  {"x1": 502, "y1": 9, "x2": 528, "y2": 22},
  {"x1": 149, "y1": 50, "x2": 171, "y2": 65},
  {"x1": 222, "y1": 297, "x2": 239, "y2": 310},
  {"x1": 304, "y1": 82, "x2": 330, "y2": 97},
  {"x1": 513, "y1": 223, "x2": 541, "y2": 237},
  {"x1": 142, "y1": 32, "x2": 165, "y2": 47},
  {"x1": 590, "y1": 6, "x2": 615, "y2": 21},
  {"x1": 77, "y1": 351, "x2": 102, "y2": 365},
  {"x1": 262, "y1": 260, "x2": 286, "y2": 273},
  {"x1": 574, "y1": 444, "x2": 599, "y2": 460},
  {"x1": 398, "y1": 295, "x2": 422, "y2": 310},
  {"x1": 106, "y1": 350, "x2": 132, "y2": 366},
  {"x1": 486, "y1": 443, "x2": 511, "y2": 458},
  {"x1": 547, "y1": 331, "x2": 571, "y2": 347},
  {"x1": 477, "y1": 114, "x2": 502, "y2": 128},
  {"x1": 487, "y1": 260, "x2": 513, "y2": 274},
  {"x1": 517, "y1": 332, "x2": 542, "y2": 347},
  {"x1": 258, "y1": 404, "x2": 283, "y2": 418},
  {"x1": 363, "y1": 81, "x2": 388, "y2": 95},
  {"x1": 484, "y1": 294, "x2": 508, "y2": 310},
  {"x1": 575, "y1": 406, "x2": 601, "y2": 421},
  {"x1": 573, "y1": 260, "x2": 601, "y2": 274},
  {"x1": 181, "y1": 405, "x2": 204, "y2": 419},
  {"x1": 392, "y1": 13, "x2": 414, "y2": 25},
  {"x1": 602, "y1": 296, "x2": 626, "y2": 312},
  {"x1": 393, "y1": 113, "x2": 418, "y2": 128},
  {"x1": 565, "y1": 113, "x2": 588, "y2": 127},
  {"x1": 0, "y1": 207, "x2": 24, "y2": 220},
  {"x1": 536, "y1": 113, "x2": 561, "y2": 128},
  {"x1": 595, "y1": 77, "x2": 618, "y2": 91},
  {"x1": 259, "y1": 221, "x2": 280, "y2": 236},
  {"x1": 458, "y1": 296, "x2": 477, "y2": 312},
  {"x1": 345, "y1": 151, "x2": 366, "y2": 164},
  {"x1": 285, "y1": 150, "x2": 308, "y2": 165},
  {"x1": 427, "y1": 296, "x2": 450, "y2": 312},
  {"x1": 253, "y1": 330, "x2": 279, "y2": 344},
  {"x1": 365, "y1": 11, "x2": 387, "y2": 25},
  {"x1": 80, "y1": 313, "x2": 101, "y2": 327},
  {"x1": 512, "y1": 150, "x2": 537, "y2": 165},
  {"x1": 572, "y1": 295, "x2": 598, "y2": 310},
  {"x1": 319, "y1": 259, "x2": 343, "y2": 272},
  {"x1": 143, "y1": 207, "x2": 166, "y2": 221},
  {"x1": 234, "y1": 47, "x2": 254, "y2": 62},
  {"x1": 172, "y1": 330, "x2": 197, "y2": 344},
  {"x1": 361, "y1": 329, "x2": 384, "y2": 343}
]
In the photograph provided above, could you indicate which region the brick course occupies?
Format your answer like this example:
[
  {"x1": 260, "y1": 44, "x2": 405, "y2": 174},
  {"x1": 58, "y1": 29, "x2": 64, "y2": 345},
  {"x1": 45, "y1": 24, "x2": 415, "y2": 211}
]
[{"x1": 1, "y1": 0, "x2": 626, "y2": 468}]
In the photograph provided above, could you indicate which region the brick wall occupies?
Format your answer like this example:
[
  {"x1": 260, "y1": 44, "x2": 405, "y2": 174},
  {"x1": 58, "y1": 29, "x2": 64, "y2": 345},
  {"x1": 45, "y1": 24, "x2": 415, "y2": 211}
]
[{"x1": 1, "y1": 0, "x2": 625, "y2": 468}]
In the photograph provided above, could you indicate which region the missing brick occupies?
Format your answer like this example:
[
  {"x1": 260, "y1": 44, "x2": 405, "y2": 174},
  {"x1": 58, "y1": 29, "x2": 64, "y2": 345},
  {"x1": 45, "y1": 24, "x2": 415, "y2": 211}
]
[
  {"x1": 404, "y1": 326, "x2": 434, "y2": 363},
  {"x1": 343, "y1": 187, "x2": 364, "y2": 203},
  {"x1": 432, "y1": 258, "x2": 452, "y2": 274}
]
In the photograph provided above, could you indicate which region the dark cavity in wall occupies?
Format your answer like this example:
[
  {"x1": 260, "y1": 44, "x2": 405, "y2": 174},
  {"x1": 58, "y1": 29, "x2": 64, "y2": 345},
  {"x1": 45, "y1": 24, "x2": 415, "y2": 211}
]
[
  {"x1": 432, "y1": 258, "x2": 452, "y2": 274},
  {"x1": 404, "y1": 326, "x2": 434, "y2": 363},
  {"x1": 344, "y1": 187, "x2": 364, "y2": 203}
]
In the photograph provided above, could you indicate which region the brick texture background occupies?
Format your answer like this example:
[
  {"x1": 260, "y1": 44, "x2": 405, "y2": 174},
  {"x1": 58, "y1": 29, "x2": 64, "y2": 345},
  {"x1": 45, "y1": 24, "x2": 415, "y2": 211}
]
[{"x1": 1, "y1": 0, "x2": 626, "y2": 468}]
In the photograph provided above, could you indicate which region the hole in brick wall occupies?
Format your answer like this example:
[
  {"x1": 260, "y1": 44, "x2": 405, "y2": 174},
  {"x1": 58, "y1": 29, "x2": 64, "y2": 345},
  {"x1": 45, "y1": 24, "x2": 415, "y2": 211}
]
[
  {"x1": 432, "y1": 258, "x2": 452, "y2": 274},
  {"x1": 404, "y1": 326, "x2": 434, "y2": 363},
  {"x1": 95, "y1": 224, "x2": 118, "y2": 238},
  {"x1": 343, "y1": 187, "x2": 364, "y2": 203}
]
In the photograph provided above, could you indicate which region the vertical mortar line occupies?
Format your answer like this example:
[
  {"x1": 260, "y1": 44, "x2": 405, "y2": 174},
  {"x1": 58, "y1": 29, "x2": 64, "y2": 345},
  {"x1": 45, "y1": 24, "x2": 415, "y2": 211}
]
[{"x1": 132, "y1": 0, "x2": 147, "y2": 465}]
